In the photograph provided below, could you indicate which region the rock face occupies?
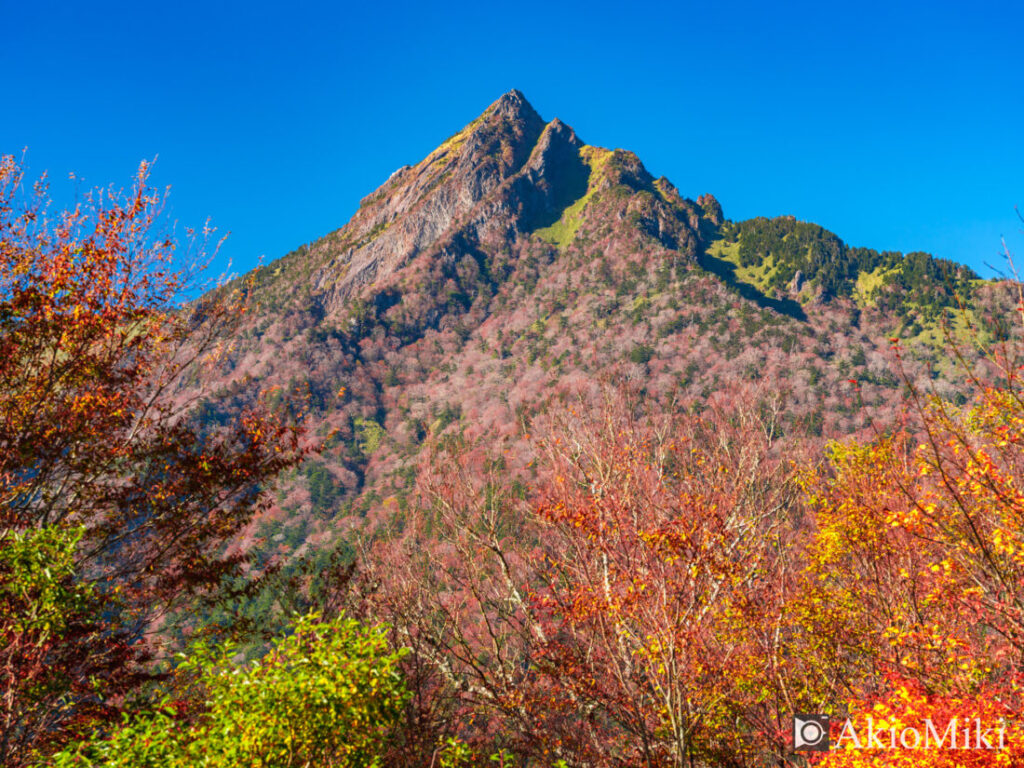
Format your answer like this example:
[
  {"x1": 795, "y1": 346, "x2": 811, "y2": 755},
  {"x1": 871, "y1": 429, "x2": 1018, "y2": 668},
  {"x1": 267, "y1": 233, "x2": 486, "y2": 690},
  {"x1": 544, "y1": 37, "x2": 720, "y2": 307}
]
[
  {"x1": 251, "y1": 90, "x2": 711, "y2": 321},
  {"x1": 698, "y1": 193, "x2": 723, "y2": 226},
  {"x1": 315, "y1": 90, "x2": 547, "y2": 309},
  {"x1": 790, "y1": 270, "x2": 804, "y2": 294},
  {"x1": 207, "y1": 90, "x2": 1000, "y2": 557}
]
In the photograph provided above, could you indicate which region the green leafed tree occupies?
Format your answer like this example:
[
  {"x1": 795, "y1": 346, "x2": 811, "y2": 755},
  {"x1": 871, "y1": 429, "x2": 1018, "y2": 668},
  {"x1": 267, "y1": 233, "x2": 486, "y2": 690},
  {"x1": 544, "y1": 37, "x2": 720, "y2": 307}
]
[{"x1": 47, "y1": 613, "x2": 409, "y2": 767}]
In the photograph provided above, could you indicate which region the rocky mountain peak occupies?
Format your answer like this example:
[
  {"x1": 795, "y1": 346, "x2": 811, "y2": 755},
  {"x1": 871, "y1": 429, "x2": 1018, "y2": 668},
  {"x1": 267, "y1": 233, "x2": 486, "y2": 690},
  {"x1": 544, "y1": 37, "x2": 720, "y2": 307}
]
[
  {"x1": 490, "y1": 89, "x2": 540, "y2": 122},
  {"x1": 252, "y1": 91, "x2": 720, "y2": 319}
]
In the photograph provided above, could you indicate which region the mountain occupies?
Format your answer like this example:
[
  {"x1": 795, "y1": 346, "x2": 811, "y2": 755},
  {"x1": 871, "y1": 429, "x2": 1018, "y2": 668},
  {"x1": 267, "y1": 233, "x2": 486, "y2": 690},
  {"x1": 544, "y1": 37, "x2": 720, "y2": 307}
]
[{"x1": 198, "y1": 90, "x2": 1007, "y2": 562}]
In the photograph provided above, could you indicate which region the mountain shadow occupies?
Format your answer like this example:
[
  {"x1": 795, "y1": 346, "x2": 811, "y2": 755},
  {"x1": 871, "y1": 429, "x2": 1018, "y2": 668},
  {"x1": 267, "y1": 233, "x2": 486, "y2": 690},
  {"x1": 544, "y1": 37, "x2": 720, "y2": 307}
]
[{"x1": 697, "y1": 244, "x2": 807, "y2": 321}]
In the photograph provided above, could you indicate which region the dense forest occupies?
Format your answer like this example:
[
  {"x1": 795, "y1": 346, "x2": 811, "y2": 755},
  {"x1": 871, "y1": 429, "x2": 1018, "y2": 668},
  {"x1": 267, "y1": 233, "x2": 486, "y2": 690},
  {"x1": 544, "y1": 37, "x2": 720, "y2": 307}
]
[
  {"x1": 722, "y1": 216, "x2": 977, "y2": 315},
  {"x1": 3, "y1": 125, "x2": 1024, "y2": 768}
]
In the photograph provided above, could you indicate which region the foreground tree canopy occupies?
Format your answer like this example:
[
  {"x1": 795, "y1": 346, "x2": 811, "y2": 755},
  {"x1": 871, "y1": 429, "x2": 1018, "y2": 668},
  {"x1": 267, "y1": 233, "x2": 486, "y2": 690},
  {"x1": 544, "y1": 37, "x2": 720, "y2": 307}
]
[
  {"x1": 4, "y1": 153, "x2": 1024, "y2": 767},
  {"x1": 48, "y1": 613, "x2": 409, "y2": 768},
  {"x1": 0, "y1": 156, "x2": 306, "y2": 763}
]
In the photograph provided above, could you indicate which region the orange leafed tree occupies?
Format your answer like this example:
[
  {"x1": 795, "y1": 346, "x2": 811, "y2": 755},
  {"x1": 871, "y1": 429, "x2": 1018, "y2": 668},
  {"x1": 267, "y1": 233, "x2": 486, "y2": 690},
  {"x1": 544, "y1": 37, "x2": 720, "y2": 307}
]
[
  {"x1": 0, "y1": 155, "x2": 305, "y2": 764},
  {"x1": 813, "y1": 677, "x2": 1024, "y2": 767},
  {"x1": 528, "y1": 387, "x2": 807, "y2": 767}
]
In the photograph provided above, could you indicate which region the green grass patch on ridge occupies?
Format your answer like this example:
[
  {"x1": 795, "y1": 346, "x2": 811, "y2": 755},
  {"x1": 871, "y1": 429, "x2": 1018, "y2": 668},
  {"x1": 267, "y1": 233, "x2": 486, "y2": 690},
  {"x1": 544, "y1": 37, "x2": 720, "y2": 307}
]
[
  {"x1": 705, "y1": 238, "x2": 782, "y2": 294},
  {"x1": 534, "y1": 145, "x2": 612, "y2": 249},
  {"x1": 854, "y1": 264, "x2": 900, "y2": 307}
]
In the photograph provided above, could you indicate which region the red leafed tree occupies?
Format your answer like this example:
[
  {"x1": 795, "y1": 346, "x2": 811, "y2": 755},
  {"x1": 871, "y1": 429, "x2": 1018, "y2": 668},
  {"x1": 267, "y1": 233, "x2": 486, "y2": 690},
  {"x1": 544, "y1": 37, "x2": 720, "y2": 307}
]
[
  {"x1": 0, "y1": 155, "x2": 306, "y2": 764},
  {"x1": 528, "y1": 386, "x2": 805, "y2": 767}
]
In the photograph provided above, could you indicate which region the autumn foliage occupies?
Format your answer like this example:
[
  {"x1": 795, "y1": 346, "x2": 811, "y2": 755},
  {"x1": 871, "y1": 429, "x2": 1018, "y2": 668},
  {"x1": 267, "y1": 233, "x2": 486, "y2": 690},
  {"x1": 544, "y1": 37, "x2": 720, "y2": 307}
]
[
  {"x1": 361, "y1": 330, "x2": 1024, "y2": 767},
  {"x1": 0, "y1": 156, "x2": 305, "y2": 764},
  {"x1": 8, "y1": 146, "x2": 1024, "y2": 768},
  {"x1": 813, "y1": 677, "x2": 1024, "y2": 767},
  {"x1": 360, "y1": 387, "x2": 808, "y2": 766},
  {"x1": 527, "y1": 390, "x2": 803, "y2": 766}
]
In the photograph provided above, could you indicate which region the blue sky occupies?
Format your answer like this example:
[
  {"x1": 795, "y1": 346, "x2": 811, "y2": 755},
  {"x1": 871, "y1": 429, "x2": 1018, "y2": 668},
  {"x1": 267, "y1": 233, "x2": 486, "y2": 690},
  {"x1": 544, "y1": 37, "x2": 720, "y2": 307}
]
[{"x1": 3, "y1": 0, "x2": 1021, "y2": 279}]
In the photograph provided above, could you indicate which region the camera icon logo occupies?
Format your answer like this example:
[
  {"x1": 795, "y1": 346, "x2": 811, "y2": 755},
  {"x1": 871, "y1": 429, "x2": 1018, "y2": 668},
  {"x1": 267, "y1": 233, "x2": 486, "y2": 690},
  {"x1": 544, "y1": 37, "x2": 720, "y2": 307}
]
[{"x1": 793, "y1": 714, "x2": 830, "y2": 751}]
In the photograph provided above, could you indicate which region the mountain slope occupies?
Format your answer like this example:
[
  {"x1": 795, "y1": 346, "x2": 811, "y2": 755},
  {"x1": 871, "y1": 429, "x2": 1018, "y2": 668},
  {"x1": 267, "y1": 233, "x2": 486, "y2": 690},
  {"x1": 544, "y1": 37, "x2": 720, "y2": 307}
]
[{"x1": 199, "y1": 90, "x2": 1008, "y2": 563}]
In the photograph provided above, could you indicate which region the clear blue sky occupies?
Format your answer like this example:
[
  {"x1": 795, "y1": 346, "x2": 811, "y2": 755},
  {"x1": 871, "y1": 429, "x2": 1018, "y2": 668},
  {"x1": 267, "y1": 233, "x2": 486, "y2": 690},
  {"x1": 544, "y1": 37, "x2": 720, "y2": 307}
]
[{"x1": 3, "y1": 0, "x2": 1021, "y2": 279}]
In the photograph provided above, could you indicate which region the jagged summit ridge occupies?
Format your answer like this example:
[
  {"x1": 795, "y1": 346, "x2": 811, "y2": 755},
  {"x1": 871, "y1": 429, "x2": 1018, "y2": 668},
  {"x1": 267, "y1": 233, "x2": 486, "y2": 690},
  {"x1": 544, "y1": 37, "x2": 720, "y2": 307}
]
[{"x1": 251, "y1": 90, "x2": 715, "y2": 321}]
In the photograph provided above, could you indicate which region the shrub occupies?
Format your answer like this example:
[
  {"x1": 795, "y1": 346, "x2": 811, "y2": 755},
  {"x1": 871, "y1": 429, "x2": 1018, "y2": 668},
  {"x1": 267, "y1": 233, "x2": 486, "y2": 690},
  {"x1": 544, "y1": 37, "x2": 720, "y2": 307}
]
[{"x1": 48, "y1": 613, "x2": 409, "y2": 767}]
